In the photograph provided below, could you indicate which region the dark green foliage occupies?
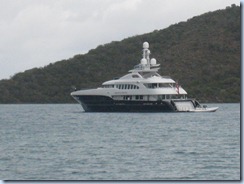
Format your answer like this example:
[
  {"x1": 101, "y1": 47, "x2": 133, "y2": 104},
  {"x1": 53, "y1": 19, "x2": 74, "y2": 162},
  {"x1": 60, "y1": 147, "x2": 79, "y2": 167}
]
[{"x1": 0, "y1": 5, "x2": 240, "y2": 103}]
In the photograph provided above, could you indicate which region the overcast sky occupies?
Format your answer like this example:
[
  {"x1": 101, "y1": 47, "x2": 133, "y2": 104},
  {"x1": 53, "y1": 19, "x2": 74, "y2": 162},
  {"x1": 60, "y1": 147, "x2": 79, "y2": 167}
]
[{"x1": 0, "y1": 0, "x2": 240, "y2": 79}]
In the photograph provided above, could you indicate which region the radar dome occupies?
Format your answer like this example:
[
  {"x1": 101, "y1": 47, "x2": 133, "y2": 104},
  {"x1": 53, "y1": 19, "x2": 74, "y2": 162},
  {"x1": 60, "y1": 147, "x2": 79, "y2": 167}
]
[
  {"x1": 141, "y1": 58, "x2": 147, "y2": 65},
  {"x1": 150, "y1": 58, "x2": 156, "y2": 65},
  {"x1": 143, "y1": 42, "x2": 149, "y2": 49}
]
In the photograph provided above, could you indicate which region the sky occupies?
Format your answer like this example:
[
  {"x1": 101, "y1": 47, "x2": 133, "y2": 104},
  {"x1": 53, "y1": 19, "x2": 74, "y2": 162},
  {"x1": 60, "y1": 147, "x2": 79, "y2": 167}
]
[{"x1": 0, "y1": 0, "x2": 240, "y2": 80}]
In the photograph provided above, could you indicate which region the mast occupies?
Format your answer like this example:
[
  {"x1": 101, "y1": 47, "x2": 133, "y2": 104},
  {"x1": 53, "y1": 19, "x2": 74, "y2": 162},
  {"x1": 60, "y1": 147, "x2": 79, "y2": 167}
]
[
  {"x1": 142, "y1": 42, "x2": 150, "y2": 69},
  {"x1": 129, "y1": 42, "x2": 160, "y2": 72},
  {"x1": 141, "y1": 42, "x2": 151, "y2": 69}
]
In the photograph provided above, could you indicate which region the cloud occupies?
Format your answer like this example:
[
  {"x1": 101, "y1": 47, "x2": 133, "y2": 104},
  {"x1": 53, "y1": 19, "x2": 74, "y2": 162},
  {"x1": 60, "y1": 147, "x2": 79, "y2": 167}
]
[{"x1": 0, "y1": 0, "x2": 240, "y2": 79}]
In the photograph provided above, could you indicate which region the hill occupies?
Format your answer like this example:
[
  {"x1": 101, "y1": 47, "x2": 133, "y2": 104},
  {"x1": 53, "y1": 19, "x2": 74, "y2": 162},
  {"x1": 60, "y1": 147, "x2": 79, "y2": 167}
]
[{"x1": 0, "y1": 5, "x2": 240, "y2": 103}]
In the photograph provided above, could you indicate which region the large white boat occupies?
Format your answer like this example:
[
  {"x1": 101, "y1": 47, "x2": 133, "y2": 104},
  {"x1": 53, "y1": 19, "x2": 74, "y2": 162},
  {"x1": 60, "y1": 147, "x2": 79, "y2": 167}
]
[{"x1": 71, "y1": 42, "x2": 218, "y2": 112}]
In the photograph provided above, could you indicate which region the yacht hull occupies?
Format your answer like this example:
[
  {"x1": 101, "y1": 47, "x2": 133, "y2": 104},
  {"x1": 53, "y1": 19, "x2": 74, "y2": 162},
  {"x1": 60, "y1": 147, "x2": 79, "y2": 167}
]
[{"x1": 73, "y1": 95, "x2": 176, "y2": 112}]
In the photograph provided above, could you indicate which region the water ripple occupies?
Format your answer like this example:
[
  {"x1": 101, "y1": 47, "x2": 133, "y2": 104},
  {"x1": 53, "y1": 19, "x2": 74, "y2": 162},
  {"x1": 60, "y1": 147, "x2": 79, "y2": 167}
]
[{"x1": 0, "y1": 103, "x2": 240, "y2": 180}]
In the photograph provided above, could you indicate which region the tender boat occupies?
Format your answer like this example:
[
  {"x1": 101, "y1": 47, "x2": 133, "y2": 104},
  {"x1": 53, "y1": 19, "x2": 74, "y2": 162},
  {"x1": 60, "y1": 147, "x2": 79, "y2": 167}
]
[{"x1": 71, "y1": 42, "x2": 218, "y2": 112}]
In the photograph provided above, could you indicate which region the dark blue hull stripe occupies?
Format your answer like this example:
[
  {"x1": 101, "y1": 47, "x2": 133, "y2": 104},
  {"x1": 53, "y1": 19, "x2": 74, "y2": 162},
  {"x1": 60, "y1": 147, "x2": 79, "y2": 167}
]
[{"x1": 74, "y1": 95, "x2": 177, "y2": 112}]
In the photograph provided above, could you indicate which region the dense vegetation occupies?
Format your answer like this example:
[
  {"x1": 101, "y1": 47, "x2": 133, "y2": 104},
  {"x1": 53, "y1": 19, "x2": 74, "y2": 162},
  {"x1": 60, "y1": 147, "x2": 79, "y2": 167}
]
[{"x1": 0, "y1": 5, "x2": 240, "y2": 103}]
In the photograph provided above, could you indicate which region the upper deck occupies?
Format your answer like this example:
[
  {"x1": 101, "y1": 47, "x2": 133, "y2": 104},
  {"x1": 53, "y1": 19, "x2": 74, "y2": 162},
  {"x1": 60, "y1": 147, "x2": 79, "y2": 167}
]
[{"x1": 103, "y1": 42, "x2": 175, "y2": 85}]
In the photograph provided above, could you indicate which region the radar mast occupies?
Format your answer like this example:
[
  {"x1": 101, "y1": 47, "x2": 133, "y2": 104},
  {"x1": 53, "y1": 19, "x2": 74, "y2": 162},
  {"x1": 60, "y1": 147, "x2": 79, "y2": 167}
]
[{"x1": 129, "y1": 42, "x2": 160, "y2": 72}]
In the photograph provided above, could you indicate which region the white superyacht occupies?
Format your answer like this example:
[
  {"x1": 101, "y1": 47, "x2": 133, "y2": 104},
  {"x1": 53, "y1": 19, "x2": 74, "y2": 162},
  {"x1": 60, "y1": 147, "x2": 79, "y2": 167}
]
[{"x1": 71, "y1": 42, "x2": 218, "y2": 112}]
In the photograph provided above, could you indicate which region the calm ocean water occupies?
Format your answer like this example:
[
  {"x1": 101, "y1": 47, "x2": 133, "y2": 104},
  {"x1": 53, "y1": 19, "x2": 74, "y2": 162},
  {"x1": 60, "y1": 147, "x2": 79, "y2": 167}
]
[{"x1": 0, "y1": 103, "x2": 240, "y2": 180}]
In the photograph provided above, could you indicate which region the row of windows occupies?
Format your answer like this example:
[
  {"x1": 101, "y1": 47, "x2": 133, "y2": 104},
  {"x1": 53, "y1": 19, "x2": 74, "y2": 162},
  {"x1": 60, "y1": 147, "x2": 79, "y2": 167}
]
[
  {"x1": 113, "y1": 95, "x2": 187, "y2": 101},
  {"x1": 116, "y1": 84, "x2": 139, "y2": 90},
  {"x1": 103, "y1": 84, "x2": 139, "y2": 89},
  {"x1": 103, "y1": 83, "x2": 174, "y2": 89},
  {"x1": 123, "y1": 95, "x2": 144, "y2": 100},
  {"x1": 143, "y1": 83, "x2": 173, "y2": 89}
]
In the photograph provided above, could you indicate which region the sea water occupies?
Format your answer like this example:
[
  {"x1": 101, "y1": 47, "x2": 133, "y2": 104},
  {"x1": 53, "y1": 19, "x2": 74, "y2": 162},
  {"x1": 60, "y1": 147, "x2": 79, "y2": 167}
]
[{"x1": 0, "y1": 104, "x2": 240, "y2": 180}]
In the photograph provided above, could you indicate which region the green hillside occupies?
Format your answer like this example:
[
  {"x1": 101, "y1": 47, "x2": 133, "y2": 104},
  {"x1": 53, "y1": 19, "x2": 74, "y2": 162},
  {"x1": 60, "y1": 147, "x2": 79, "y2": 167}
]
[{"x1": 0, "y1": 5, "x2": 240, "y2": 103}]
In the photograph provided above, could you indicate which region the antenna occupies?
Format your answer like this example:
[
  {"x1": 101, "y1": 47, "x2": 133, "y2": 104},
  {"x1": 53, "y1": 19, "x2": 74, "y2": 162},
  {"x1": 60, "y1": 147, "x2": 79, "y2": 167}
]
[{"x1": 142, "y1": 42, "x2": 150, "y2": 67}]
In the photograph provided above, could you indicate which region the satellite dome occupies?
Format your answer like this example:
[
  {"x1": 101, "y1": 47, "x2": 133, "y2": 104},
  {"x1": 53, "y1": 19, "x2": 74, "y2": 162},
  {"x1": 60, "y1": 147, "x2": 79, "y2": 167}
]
[
  {"x1": 150, "y1": 58, "x2": 156, "y2": 65},
  {"x1": 141, "y1": 58, "x2": 147, "y2": 65},
  {"x1": 143, "y1": 42, "x2": 149, "y2": 49}
]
